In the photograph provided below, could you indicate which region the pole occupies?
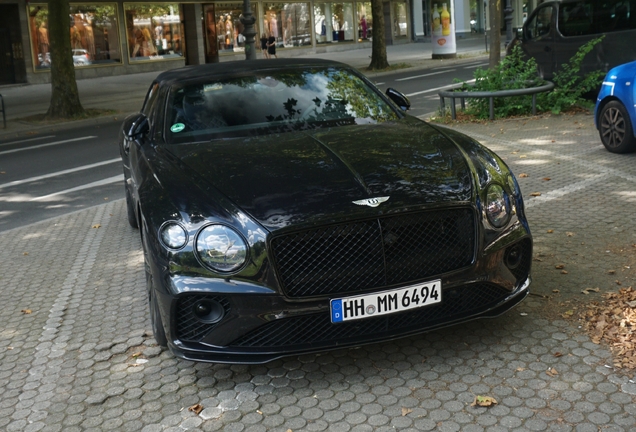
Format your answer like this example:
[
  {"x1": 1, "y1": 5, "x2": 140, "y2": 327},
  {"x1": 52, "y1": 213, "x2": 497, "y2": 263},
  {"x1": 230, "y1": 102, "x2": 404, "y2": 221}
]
[
  {"x1": 240, "y1": 0, "x2": 257, "y2": 60},
  {"x1": 504, "y1": 0, "x2": 514, "y2": 47}
]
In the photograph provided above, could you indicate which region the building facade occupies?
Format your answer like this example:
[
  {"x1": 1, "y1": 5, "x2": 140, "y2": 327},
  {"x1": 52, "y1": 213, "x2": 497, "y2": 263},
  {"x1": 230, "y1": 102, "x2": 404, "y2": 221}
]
[{"x1": 0, "y1": 0, "x2": 530, "y2": 85}]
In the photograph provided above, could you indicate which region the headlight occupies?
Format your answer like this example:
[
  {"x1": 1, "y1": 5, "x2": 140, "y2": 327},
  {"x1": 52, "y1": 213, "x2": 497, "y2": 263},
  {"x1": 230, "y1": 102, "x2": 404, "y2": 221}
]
[
  {"x1": 160, "y1": 222, "x2": 188, "y2": 250},
  {"x1": 507, "y1": 174, "x2": 517, "y2": 196},
  {"x1": 485, "y1": 184, "x2": 511, "y2": 228},
  {"x1": 196, "y1": 225, "x2": 248, "y2": 273}
]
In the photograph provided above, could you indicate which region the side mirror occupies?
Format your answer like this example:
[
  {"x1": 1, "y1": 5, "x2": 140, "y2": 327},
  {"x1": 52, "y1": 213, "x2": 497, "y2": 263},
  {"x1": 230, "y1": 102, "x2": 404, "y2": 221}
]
[
  {"x1": 385, "y1": 88, "x2": 411, "y2": 111},
  {"x1": 122, "y1": 113, "x2": 150, "y2": 141}
]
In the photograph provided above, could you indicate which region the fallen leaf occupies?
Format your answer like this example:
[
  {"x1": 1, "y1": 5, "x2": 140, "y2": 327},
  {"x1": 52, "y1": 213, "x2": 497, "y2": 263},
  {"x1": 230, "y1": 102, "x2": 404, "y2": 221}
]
[
  {"x1": 552, "y1": 289, "x2": 560, "y2": 293},
  {"x1": 546, "y1": 368, "x2": 558, "y2": 376},
  {"x1": 530, "y1": 192, "x2": 542, "y2": 197},
  {"x1": 21, "y1": 309, "x2": 32, "y2": 314},
  {"x1": 23, "y1": 252, "x2": 29, "y2": 256},
  {"x1": 471, "y1": 396, "x2": 498, "y2": 407},
  {"x1": 608, "y1": 270, "x2": 616, "y2": 274},
  {"x1": 518, "y1": 173, "x2": 529, "y2": 178},
  {"x1": 188, "y1": 404, "x2": 203, "y2": 415},
  {"x1": 554, "y1": 352, "x2": 563, "y2": 357},
  {"x1": 516, "y1": 367, "x2": 525, "y2": 372},
  {"x1": 131, "y1": 352, "x2": 142, "y2": 358},
  {"x1": 563, "y1": 310, "x2": 575, "y2": 316},
  {"x1": 104, "y1": 198, "x2": 109, "y2": 201},
  {"x1": 402, "y1": 407, "x2": 413, "y2": 416},
  {"x1": 566, "y1": 232, "x2": 574, "y2": 237},
  {"x1": 519, "y1": 155, "x2": 527, "y2": 158},
  {"x1": 582, "y1": 288, "x2": 600, "y2": 295},
  {"x1": 257, "y1": 410, "x2": 263, "y2": 415},
  {"x1": 547, "y1": 229, "x2": 554, "y2": 233},
  {"x1": 92, "y1": 224, "x2": 101, "y2": 229},
  {"x1": 551, "y1": 140, "x2": 555, "y2": 143},
  {"x1": 542, "y1": 177, "x2": 551, "y2": 181},
  {"x1": 0, "y1": 171, "x2": 5, "y2": 174},
  {"x1": 555, "y1": 264, "x2": 565, "y2": 269},
  {"x1": 561, "y1": 270, "x2": 569, "y2": 274}
]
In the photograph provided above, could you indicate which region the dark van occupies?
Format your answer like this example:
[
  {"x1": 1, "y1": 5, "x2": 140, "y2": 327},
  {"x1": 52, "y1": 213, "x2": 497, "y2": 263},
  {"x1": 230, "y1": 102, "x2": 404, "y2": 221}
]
[{"x1": 507, "y1": 0, "x2": 636, "y2": 80}]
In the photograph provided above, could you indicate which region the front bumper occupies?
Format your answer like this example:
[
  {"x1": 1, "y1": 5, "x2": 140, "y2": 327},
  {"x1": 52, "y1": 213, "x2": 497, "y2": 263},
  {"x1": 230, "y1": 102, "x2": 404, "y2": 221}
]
[{"x1": 157, "y1": 236, "x2": 532, "y2": 364}]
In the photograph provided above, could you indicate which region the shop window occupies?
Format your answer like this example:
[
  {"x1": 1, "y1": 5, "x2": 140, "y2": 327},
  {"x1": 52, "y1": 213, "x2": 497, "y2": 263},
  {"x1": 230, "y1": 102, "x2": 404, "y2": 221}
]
[
  {"x1": 393, "y1": 1, "x2": 408, "y2": 38},
  {"x1": 263, "y1": 3, "x2": 312, "y2": 48},
  {"x1": 204, "y1": 3, "x2": 258, "y2": 55},
  {"x1": 124, "y1": 3, "x2": 184, "y2": 62},
  {"x1": 28, "y1": 3, "x2": 121, "y2": 71},
  {"x1": 356, "y1": 2, "x2": 372, "y2": 40},
  {"x1": 314, "y1": 2, "x2": 354, "y2": 44}
]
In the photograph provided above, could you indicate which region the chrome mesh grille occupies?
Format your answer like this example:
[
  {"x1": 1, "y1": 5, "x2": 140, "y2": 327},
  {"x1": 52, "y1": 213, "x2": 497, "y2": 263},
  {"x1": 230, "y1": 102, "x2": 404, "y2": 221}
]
[{"x1": 270, "y1": 209, "x2": 476, "y2": 298}]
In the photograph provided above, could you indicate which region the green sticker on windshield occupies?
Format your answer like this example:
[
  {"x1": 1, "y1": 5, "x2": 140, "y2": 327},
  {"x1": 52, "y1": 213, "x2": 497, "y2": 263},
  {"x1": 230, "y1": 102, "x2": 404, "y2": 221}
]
[{"x1": 171, "y1": 123, "x2": 185, "y2": 133}]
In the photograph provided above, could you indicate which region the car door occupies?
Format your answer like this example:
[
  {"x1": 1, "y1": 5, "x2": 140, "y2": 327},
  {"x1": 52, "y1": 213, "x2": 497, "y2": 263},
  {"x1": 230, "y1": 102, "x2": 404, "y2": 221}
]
[{"x1": 522, "y1": 3, "x2": 556, "y2": 79}]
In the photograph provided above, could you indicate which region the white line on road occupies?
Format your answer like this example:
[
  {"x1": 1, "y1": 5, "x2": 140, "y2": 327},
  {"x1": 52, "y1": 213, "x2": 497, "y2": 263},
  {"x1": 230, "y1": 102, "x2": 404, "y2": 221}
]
[
  {"x1": 0, "y1": 136, "x2": 97, "y2": 156},
  {"x1": 406, "y1": 79, "x2": 476, "y2": 97},
  {"x1": 0, "y1": 135, "x2": 56, "y2": 148},
  {"x1": 464, "y1": 64, "x2": 488, "y2": 69},
  {"x1": 395, "y1": 70, "x2": 455, "y2": 82},
  {"x1": 374, "y1": 82, "x2": 385, "y2": 86},
  {"x1": 0, "y1": 158, "x2": 121, "y2": 189},
  {"x1": 30, "y1": 174, "x2": 124, "y2": 201}
]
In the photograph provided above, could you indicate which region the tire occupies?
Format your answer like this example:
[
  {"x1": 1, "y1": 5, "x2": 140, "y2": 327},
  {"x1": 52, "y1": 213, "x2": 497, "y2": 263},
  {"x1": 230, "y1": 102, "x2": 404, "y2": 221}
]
[
  {"x1": 142, "y1": 224, "x2": 167, "y2": 347},
  {"x1": 125, "y1": 184, "x2": 139, "y2": 229},
  {"x1": 149, "y1": 289, "x2": 168, "y2": 347},
  {"x1": 599, "y1": 101, "x2": 636, "y2": 153}
]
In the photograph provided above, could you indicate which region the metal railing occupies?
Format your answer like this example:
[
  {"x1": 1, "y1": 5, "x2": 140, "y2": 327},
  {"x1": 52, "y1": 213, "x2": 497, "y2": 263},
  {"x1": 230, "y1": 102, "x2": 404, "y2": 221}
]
[{"x1": 438, "y1": 81, "x2": 555, "y2": 120}]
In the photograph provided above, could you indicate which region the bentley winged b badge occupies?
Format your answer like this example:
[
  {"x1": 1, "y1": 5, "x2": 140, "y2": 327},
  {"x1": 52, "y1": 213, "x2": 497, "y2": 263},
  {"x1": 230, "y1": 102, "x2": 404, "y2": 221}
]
[{"x1": 352, "y1": 196, "x2": 390, "y2": 207}]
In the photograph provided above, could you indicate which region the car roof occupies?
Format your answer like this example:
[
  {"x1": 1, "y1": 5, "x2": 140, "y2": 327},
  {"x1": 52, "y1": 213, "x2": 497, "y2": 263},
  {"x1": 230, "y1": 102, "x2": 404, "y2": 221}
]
[{"x1": 155, "y1": 58, "x2": 351, "y2": 85}]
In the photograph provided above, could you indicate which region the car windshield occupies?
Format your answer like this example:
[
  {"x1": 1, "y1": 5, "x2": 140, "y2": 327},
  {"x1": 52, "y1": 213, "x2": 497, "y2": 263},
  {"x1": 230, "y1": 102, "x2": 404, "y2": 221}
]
[{"x1": 165, "y1": 66, "x2": 399, "y2": 143}]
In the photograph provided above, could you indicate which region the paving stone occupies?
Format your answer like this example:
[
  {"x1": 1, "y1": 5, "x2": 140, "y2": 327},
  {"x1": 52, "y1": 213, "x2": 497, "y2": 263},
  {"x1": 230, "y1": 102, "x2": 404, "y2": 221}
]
[{"x1": 2, "y1": 114, "x2": 636, "y2": 432}]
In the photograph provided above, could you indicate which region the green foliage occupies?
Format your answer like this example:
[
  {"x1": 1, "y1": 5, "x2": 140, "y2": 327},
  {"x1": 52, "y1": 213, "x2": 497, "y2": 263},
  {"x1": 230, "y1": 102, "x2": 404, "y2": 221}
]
[
  {"x1": 455, "y1": 45, "x2": 545, "y2": 119},
  {"x1": 537, "y1": 36, "x2": 605, "y2": 114},
  {"x1": 451, "y1": 38, "x2": 604, "y2": 119}
]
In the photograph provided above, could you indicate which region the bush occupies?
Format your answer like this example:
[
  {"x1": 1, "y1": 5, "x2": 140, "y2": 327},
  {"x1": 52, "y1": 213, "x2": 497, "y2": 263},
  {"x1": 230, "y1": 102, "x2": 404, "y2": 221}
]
[{"x1": 449, "y1": 38, "x2": 604, "y2": 119}]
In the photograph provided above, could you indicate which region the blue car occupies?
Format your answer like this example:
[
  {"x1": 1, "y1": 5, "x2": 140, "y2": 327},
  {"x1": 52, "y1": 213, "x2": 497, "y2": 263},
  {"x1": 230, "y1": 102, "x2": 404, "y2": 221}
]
[{"x1": 595, "y1": 61, "x2": 636, "y2": 153}]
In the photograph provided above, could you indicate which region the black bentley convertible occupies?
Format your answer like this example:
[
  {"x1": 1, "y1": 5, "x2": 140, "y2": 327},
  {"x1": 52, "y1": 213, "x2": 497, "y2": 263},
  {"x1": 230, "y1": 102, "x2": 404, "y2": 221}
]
[{"x1": 119, "y1": 59, "x2": 532, "y2": 363}]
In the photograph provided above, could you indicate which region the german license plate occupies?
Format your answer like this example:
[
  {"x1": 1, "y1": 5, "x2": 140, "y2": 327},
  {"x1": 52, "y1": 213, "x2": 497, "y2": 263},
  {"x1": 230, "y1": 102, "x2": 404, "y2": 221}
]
[{"x1": 330, "y1": 280, "x2": 441, "y2": 323}]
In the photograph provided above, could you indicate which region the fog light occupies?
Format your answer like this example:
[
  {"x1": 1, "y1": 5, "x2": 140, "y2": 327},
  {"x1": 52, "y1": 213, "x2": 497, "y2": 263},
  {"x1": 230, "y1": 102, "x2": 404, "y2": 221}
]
[
  {"x1": 505, "y1": 244, "x2": 523, "y2": 270},
  {"x1": 193, "y1": 300, "x2": 225, "y2": 324}
]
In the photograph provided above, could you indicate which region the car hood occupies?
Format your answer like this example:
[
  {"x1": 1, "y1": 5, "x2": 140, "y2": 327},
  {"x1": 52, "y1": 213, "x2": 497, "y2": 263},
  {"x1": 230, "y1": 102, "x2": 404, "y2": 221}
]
[{"x1": 166, "y1": 120, "x2": 474, "y2": 231}]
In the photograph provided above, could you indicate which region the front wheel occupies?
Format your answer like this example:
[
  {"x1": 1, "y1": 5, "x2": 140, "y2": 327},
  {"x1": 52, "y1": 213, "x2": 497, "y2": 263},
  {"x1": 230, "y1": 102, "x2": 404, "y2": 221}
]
[
  {"x1": 599, "y1": 101, "x2": 636, "y2": 153},
  {"x1": 125, "y1": 184, "x2": 139, "y2": 229},
  {"x1": 143, "y1": 225, "x2": 167, "y2": 347}
]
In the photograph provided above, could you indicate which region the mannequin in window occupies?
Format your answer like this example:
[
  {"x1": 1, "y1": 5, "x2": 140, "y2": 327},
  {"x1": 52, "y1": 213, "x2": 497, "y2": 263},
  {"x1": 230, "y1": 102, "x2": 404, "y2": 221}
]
[
  {"x1": 218, "y1": 16, "x2": 226, "y2": 50},
  {"x1": 360, "y1": 15, "x2": 367, "y2": 39},
  {"x1": 38, "y1": 23, "x2": 49, "y2": 57},
  {"x1": 225, "y1": 16, "x2": 234, "y2": 49},
  {"x1": 71, "y1": 25, "x2": 82, "y2": 49}
]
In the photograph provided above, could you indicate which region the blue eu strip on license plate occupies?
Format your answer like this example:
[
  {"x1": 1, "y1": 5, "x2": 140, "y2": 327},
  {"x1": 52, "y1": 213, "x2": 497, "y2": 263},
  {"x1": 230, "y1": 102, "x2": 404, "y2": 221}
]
[{"x1": 330, "y1": 280, "x2": 442, "y2": 323}]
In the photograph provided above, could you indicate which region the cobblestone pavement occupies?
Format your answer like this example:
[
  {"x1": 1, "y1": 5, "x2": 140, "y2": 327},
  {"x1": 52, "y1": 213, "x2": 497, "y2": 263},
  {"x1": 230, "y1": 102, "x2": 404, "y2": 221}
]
[{"x1": 2, "y1": 112, "x2": 636, "y2": 432}]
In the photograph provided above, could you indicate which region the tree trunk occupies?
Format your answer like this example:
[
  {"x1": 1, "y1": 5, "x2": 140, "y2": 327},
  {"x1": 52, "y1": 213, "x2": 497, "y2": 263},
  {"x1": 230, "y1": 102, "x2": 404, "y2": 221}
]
[
  {"x1": 368, "y1": 0, "x2": 389, "y2": 70},
  {"x1": 45, "y1": 0, "x2": 85, "y2": 120},
  {"x1": 488, "y1": 0, "x2": 502, "y2": 70}
]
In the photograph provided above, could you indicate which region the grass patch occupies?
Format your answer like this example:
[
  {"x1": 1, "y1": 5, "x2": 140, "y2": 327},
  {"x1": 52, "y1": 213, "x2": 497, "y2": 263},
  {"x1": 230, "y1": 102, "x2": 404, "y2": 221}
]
[
  {"x1": 18, "y1": 108, "x2": 120, "y2": 124},
  {"x1": 364, "y1": 62, "x2": 412, "y2": 72}
]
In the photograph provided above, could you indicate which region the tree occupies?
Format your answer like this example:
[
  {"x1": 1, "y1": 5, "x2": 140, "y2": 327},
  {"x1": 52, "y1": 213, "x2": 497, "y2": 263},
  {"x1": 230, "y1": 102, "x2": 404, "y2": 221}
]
[
  {"x1": 368, "y1": 0, "x2": 389, "y2": 70},
  {"x1": 488, "y1": 0, "x2": 502, "y2": 70},
  {"x1": 45, "y1": 0, "x2": 85, "y2": 120}
]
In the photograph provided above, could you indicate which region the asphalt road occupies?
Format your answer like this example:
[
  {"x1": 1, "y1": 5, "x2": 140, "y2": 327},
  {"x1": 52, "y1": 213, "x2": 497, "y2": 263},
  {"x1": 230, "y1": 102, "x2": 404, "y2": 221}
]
[{"x1": 0, "y1": 59, "x2": 487, "y2": 232}]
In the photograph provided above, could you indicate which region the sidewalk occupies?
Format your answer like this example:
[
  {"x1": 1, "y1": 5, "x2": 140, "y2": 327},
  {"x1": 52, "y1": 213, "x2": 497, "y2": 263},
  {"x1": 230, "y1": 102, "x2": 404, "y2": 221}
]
[
  {"x1": 6, "y1": 35, "x2": 636, "y2": 431},
  {"x1": 2, "y1": 110, "x2": 636, "y2": 431},
  {"x1": 0, "y1": 36, "x2": 490, "y2": 139}
]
